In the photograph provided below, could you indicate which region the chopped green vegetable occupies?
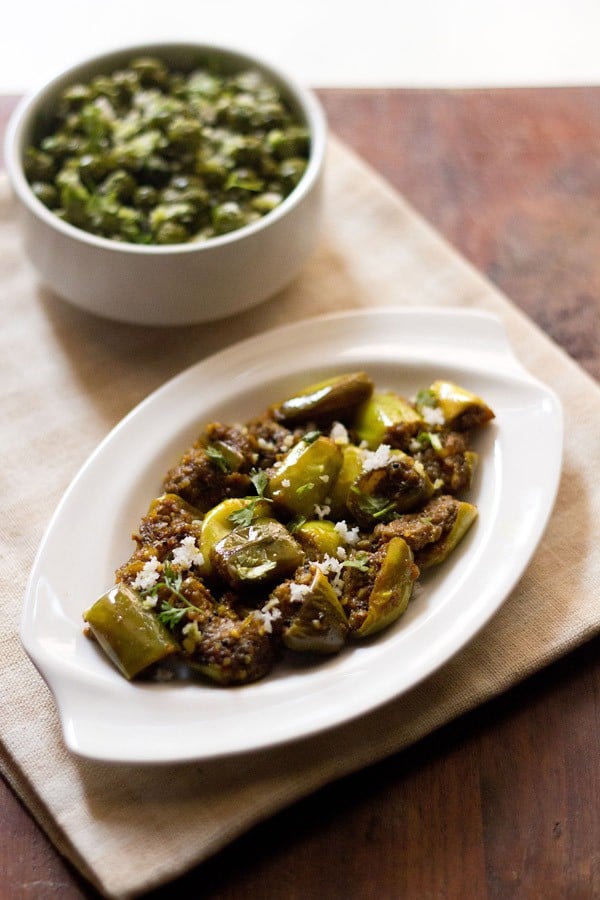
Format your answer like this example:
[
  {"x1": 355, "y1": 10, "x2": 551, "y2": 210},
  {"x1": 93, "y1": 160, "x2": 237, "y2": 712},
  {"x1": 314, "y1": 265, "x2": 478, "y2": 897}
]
[{"x1": 25, "y1": 56, "x2": 311, "y2": 244}]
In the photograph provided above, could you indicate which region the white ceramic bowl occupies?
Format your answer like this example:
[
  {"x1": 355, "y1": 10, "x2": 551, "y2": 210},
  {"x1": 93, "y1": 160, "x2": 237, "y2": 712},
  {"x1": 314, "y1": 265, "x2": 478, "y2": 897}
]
[{"x1": 5, "y1": 43, "x2": 326, "y2": 325}]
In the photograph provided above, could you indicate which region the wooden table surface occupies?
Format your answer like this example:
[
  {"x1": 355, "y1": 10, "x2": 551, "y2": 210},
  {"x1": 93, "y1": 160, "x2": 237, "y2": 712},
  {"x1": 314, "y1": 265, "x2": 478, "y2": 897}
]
[{"x1": 1, "y1": 88, "x2": 599, "y2": 899}]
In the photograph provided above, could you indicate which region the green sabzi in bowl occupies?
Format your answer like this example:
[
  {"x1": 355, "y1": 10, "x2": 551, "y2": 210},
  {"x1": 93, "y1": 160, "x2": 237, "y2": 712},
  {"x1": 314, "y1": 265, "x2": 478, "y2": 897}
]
[
  {"x1": 24, "y1": 55, "x2": 311, "y2": 245},
  {"x1": 83, "y1": 372, "x2": 495, "y2": 686}
]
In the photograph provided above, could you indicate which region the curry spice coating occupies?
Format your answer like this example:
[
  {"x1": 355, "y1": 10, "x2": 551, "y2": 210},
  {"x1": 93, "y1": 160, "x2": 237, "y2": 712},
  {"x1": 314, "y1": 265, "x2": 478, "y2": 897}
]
[{"x1": 84, "y1": 372, "x2": 494, "y2": 686}]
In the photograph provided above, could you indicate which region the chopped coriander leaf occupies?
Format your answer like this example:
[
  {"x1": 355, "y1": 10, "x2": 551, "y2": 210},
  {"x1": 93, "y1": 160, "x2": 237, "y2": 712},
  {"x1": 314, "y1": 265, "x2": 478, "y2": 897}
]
[
  {"x1": 350, "y1": 487, "x2": 397, "y2": 521},
  {"x1": 139, "y1": 563, "x2": 183, "y2": 601},
  {"x1": 287, "y1": 515, "x2": 307, "y2": 532},
  {"x1": 417, "y1": 431, "x2": 443, "y2": 452},
  {"x1": 205, "y1": 445, "x2": 231, "y2": 473},
  {"x1": 341, "y1": 552, "x2": 370, "y2": 573},
  {"x1": 415, "y1": 389, "x2": 438, "y2": 408},
  {"x1": 250, "y1": 469, "x2": 269, "y2": 496},
  {"x1": 429, "y1": 432, "x2": 443, "y2": 451},
  {"x1": 157, "y1": 603, "x2": 189, "y2": 628},
  {"x1": 139, "y1": 564, "x2": 200, "y2": 630},
  {"x1": 228, "y1": 471, "x2": 272, "y2": 527},
  {"x1": 302, "y1": 430, "x2": 321, "y2": 444},
  {"x1": 296, "y1": 482, "x2": 315, "y2": 497},
  {"x1": 229, "y1": 504, "x2": 256, "y2": 528}
]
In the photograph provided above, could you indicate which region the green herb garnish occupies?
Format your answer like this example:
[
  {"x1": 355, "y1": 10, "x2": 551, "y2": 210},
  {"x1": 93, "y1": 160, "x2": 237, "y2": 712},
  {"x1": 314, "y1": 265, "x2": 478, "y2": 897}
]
[
  {"x1": 228, "y1": 468, "x2": 271, "y2": 527},
  {"x1": 250, "y1": 469, "x2": 269, "y2": 496},
  {"x1": 415, "y1": 389, "x2": 437, "y2": 409},
  {"x1": 429, "y1": 433, "x2": 443, "y2": 451},
  {"x1": 341, "y1": 552, "x2": 370, "y2": 573},
  {"x1": 416, "y1": 431, "x2": 443, "y2": 452},
  {"x1": 296, "y1": 482, "x2": 315, "y2": 497},
  {"x1": 302, "y1": 430, "x2": 321, "y2": 444},
  {"x1": 287, "y1": 515, "x2": 308, "y2": 532},
  {"x1": 157, "y1": 603, "x2": 190, "y2": 629},
  {"x1": 350, "y1": 487, "x2": 397, "y2": 521},
  {"x1": 229, "y1": 505, "x2": 256, "y2": 528},
  {"x1": 140, "y1": 564, "x2": 198, "y2": 630},
  {"x1": 205, "y1": 445, "x2": 231, "y2": 473}
]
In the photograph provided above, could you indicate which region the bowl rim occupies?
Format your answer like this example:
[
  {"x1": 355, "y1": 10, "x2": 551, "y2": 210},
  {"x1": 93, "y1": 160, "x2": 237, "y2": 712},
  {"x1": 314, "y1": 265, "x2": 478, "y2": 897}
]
[{"x1": 4, "y1": 40, "x2": 327, "y2": 255}]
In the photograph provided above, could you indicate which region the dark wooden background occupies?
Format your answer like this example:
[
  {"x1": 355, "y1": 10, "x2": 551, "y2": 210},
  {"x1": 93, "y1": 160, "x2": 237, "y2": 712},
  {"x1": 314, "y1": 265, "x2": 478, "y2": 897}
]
[{"x1": 1, "y1": 88, "x2": 599, "y2": 899}]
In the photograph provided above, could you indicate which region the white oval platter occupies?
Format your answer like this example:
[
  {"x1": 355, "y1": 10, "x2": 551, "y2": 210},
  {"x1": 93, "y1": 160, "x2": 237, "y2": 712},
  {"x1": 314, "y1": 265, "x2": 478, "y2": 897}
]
[{"x1": 21, "y1": 308, "x2": 563, "y2": 762}]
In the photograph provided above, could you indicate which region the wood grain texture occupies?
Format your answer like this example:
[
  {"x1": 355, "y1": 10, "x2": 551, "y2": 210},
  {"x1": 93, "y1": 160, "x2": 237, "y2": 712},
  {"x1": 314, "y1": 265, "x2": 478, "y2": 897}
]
[
  {"x1": 321, "y1": 88, "x2": 600, "y2": 381},
  {"x1": 0, "y1": 89, "x2": 598, "y2": 900}
]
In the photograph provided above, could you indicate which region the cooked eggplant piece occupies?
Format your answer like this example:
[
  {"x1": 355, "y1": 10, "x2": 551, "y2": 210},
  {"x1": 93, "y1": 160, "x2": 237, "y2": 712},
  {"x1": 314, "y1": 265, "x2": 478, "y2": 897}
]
[
  {"x1": 347, "y1": 449, "x2": 434, "y2": 526},
  {"x1": 162, "y1": 445, "x2": 251, "y2": 512},
  {"x1": 282, "y1": 568, "x2": 349, "y2": 653},
  {"x1": 245, "y1": 417, "x2": 298, "y2": 467},
  {"x1": 87, "y1": 370, "x2": 493, "y2": 688},
  {"x1": 342, "y1": 538, "x2": 418, "y2": 638},
  {"x1": 271, "y1": 372, "x2": 374, "y2": 424},
  {"x1": 411, "y1": 430, "x2": 478, "y2": 496},
  {"x1": 115, "y1": 492, "x2": 204, "y2": 586},
  {"x1": 183, "y1": 611, "x2": 277, "y2": 685},
  {"x1": 83, "y1": 584, "x2": 178, "y2": 679},
  {"x1": 201, "y1": 421, "x2": 258, "y2": 472},
  {"x1": 293, "y1": 519, "x2": 344, "y2": 559},
  {"x1": 354, "y1": 391, "x2": 422, "y2": 450},
  {"x1": 267, "y1": 435, "x2": 343, "y2": 518},
  {"x1": 374, "y1": 495, "x2": 478, "y2": 569},
  {"x1": 328, "y1": 443, "x2": 365, "y2": 519},
  {"x1": 211, "y1": 519, "x2": 304, "y2": 588},
  {"x1": 417, "y1": 500, "x2": 478, "y2": 569},
  {"x1": 199, "y1": 496, "x2": 271, "y2": 576},
  {"x1": 427, "y1": 380, "x2": 495, "y2": 431},
  {"x1": 204, "y1": 439, "x2": 246, "y2": 473},
  {"x1": 120, "y1": 490, "x2": 202, "y2": 561}
]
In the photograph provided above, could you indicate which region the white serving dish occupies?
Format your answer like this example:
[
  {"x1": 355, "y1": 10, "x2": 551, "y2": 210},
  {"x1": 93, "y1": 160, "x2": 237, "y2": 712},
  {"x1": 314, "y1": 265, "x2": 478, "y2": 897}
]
[
  {"x1": 5, "y1": 42, "x2": 326, "y2": 325},
  {"x1": 21, "y1": 308, "x2": 563, "y2": 762}
]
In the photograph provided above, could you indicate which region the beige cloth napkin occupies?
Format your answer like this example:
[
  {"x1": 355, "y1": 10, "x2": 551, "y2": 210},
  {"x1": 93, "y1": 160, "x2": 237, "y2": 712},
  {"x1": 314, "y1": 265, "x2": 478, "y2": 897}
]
[{"x1": 1, "y1": 137, "x2": 599, "y2": 899}]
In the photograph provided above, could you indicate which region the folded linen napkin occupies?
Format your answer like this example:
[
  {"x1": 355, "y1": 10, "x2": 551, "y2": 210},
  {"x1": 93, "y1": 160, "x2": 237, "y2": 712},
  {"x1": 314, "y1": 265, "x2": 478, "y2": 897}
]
[{"x1": 0, "y1": 137, "x2": 598, "y2": 899}]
